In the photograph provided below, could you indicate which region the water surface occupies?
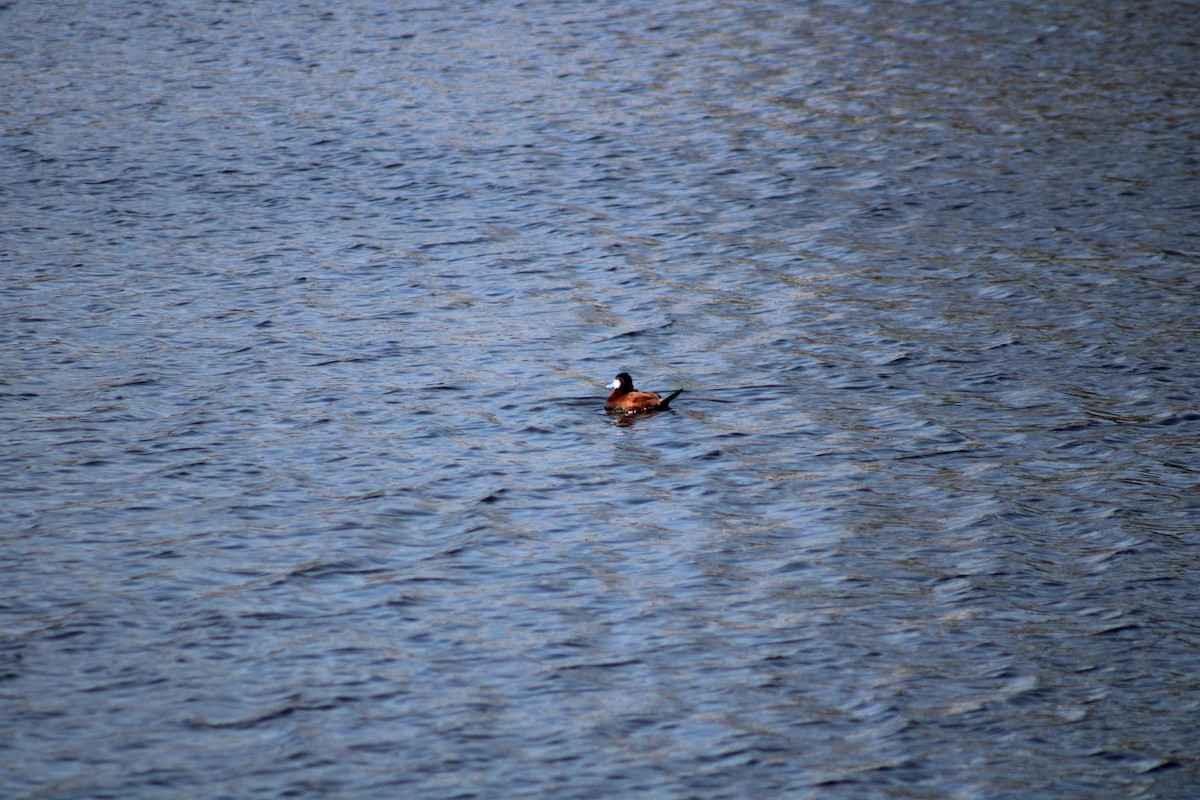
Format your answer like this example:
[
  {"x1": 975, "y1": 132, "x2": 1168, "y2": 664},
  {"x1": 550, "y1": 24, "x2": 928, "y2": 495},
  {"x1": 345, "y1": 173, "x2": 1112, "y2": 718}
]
[{"x1": 2, "y1": 1, "x2": 1199, "y2": 797}]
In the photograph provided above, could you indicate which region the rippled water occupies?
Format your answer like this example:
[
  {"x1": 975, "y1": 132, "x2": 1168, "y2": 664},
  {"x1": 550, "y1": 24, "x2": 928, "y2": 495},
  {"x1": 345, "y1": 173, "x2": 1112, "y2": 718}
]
[{"x1": 3, "y1": 0, "x2": 1199, "y2": 797}]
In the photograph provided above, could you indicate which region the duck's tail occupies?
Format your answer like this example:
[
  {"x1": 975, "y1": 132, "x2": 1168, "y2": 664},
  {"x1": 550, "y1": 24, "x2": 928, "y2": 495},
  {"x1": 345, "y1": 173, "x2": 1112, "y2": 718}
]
[{"x1": 660, "y1": 388, "x2": 683, "y2": 408}]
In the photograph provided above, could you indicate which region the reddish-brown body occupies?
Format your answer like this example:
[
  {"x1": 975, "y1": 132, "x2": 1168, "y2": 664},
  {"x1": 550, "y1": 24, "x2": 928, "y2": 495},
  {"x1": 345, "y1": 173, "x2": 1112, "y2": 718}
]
[{"x1": 605, "y1": 372, "x2": 683, "y2": 414}]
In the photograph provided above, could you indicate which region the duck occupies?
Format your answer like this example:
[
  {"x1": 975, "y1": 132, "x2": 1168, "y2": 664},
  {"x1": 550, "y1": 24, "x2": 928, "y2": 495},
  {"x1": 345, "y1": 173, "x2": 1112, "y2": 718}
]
[{"x1": 605, "y1": 372, "x2": 683, "y2": 414}]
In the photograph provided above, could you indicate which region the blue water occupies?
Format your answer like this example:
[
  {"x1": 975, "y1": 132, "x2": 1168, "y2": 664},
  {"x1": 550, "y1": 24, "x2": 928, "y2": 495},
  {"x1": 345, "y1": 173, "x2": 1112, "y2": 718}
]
[{"x1": 3, "y1": 1, "x2": 1199, "y2": 797}]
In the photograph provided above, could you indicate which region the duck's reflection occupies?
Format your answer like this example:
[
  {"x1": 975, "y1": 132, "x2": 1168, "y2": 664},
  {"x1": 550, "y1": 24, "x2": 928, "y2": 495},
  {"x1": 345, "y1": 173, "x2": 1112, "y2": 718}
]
[{"x1": 608, "y1": 408, "x2": 675, "y2": 428}]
